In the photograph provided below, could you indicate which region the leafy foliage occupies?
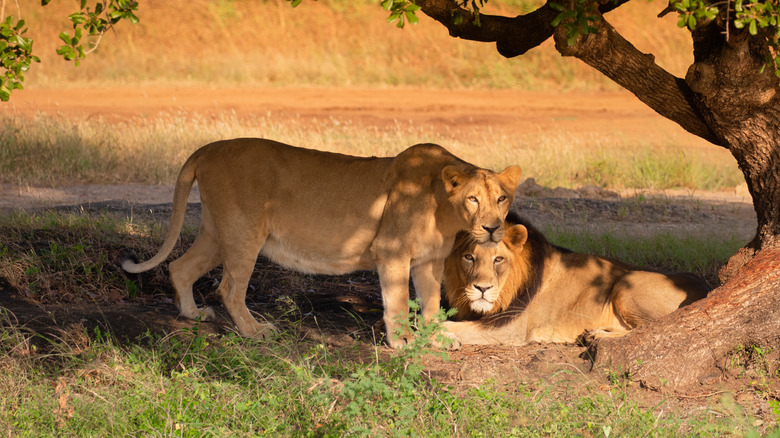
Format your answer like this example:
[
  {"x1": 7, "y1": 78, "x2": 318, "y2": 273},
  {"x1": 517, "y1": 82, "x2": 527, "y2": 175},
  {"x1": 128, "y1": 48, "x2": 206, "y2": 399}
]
[
  {"x1": 382, "y1": 0, "x2": 422, "y2": 28},
  {"x1": 0, "y1": 16, "x2": 38, "y2": 101},
  {"x1": 550, "y1": 0, "x2": 602, "y2": 46},
  {"x1": 51, "y1": 0, "x2": 139, "y2": 65},
  {"x1": 0, "y1": 0, "x2": 138, "y2": 101}
]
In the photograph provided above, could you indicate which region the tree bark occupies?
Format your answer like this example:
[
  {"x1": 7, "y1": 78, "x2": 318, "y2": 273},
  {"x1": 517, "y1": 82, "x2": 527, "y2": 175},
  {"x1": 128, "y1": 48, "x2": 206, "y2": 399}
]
[
  {"x1": 592, "y1": 248, "x2": 780, "y2": 391},
  {"x1": 684, "y1": 23, "x2": 780, "y2": 254}
]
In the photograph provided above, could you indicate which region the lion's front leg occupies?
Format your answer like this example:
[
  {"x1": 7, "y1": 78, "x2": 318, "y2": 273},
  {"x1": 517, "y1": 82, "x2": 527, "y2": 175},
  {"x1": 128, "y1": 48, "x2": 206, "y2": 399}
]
[
  {"x1": 376, "y1": 258, "x2": 412, "y2": 348},
  {"x1": 442, "y1": 318, "x2": 529, "y2": 346}
]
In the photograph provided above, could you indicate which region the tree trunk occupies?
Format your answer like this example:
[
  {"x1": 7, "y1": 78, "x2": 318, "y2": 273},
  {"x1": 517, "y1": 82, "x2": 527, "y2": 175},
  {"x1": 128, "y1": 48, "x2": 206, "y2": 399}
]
[
  {"x1": 592, "y1": 248, "x2": 780, "y2": 391},
  {"x1": 568, "y1": 15, "x2": 780, "y2": 391},
  {"x1": 416, "y1": 0, "x2": 780, "y2": 391}
]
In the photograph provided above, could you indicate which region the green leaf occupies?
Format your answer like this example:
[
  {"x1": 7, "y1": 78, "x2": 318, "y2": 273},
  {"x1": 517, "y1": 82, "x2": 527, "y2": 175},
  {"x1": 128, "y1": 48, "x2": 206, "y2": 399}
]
[
  {"x1": 549, "y1": 2, "x2": 565, "y2": 12},
  {"x1": 58, "y1": 32, "x2": 72, "y2": 45},
  {"x1": 405, "y1": 10, "x2": 419, "y2": 25},
  {"x1": 69, "y1": 13, "x2": 86, "y2": 25},
  {"x1": 452, "y1": 10, "x2": 463, "y2": 25},
  {"x1": 0, "y1": 85, "x2": 11, "y2": 102},
  {"x1": 290, "y1": 0, "x2": 303, "y2": 7},
  {"x1": 749, "y1": 19, "x2": 758, "y2": 35}
]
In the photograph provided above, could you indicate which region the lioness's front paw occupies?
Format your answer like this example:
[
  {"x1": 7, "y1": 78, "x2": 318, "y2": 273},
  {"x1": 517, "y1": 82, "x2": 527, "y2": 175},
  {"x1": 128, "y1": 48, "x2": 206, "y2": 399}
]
[
  {"x1": 237, "y1": 320, "x2": 277, "y2": 340},
  {"x1": 250, "y1": 322, "x2": 277, "y2": 340},
  {"x1": 386, "y1": 331, "x2": 415, "y2": 349},
  {"x1": 181, "y1": 306, "x2": 216, "y2": 322}
]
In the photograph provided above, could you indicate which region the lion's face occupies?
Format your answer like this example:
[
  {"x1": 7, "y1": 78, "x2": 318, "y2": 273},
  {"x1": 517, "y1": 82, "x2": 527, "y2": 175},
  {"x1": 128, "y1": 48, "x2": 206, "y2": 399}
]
[
  {"x1": 442, "y1": 165, "x2": 522, "y2": 244},
  {"x1": 445, "y1": 224, "x2": 529, "y2": 316}
]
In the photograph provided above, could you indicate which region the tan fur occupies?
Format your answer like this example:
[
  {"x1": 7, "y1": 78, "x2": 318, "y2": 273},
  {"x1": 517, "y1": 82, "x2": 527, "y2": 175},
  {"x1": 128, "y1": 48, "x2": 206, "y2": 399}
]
[
  {"x1": 442, "y1": 221, "x2": 710, "y2": 346},
  {"x1": 122, "y1": 138, "x2": 522, "y2": 348}
]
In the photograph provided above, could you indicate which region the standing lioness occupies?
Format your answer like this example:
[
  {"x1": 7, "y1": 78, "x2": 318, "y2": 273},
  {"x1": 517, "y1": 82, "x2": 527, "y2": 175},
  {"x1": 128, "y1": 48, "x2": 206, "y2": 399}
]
[{"x1": 122, "y1": 139, "x2": 522, "y2": 348}]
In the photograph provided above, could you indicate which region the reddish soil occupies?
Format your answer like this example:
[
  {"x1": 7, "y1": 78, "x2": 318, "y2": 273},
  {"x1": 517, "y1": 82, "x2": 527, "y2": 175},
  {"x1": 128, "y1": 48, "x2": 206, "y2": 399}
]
[
  {"x1": 1, "y1": 86, "x2": 771, "y2": 423},
  {"x1": 1, "y1": 86, "x2": 715, "y2": 142}
]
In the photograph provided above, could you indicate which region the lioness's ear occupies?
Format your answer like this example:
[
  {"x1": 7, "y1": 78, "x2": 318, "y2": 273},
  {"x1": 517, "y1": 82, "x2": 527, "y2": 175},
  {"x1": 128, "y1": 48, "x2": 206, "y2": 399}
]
[
  {"x1": 506, "y1": 224, "x2": 528, "y2": 248},
  {"x1": 497, "y1": 166, "x2": 523, "y2": 192},
  {"x1": 442, "y1": 165, "x2": 467, "y2": 194}
]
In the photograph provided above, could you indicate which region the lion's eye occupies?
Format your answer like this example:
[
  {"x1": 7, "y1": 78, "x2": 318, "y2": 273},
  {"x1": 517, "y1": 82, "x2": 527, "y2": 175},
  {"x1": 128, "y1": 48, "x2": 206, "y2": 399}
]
[
  {"x1": 497, "y1": 195, "x2": 507, "y2": 203},
  {"x1": 467, "y1": 196, "x2": 478, "y2": 203},
  {"x1": 464, "y1": 254, "x2": 474, "y2": 261},
  {"x1": 494, "y1": 256, "x2": 504, "y2": 263}
]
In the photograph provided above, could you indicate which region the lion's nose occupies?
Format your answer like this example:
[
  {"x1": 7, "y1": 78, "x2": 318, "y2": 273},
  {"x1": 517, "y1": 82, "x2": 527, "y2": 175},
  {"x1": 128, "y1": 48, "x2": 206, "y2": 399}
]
[
  {"x1": 475, "y1": 284, "x2": 493, "y2": 295},
  {"x1": 482, "y1": 225, "x2": 499, "y2": 236}
]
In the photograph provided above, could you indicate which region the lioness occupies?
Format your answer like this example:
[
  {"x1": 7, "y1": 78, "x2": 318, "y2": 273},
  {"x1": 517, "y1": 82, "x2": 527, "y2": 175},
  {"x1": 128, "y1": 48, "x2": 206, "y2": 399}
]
[
  {"x1": 122, "y1": 139, "x2": 522, "y2": 348},
  {"x1": 442, "y1": 211, "x2": 710, "y2": 345}
]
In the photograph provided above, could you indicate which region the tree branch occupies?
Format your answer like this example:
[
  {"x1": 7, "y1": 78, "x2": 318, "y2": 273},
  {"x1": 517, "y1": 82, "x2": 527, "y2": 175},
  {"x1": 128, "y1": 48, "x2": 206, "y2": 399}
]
[
  {"x1": 415, "y1": 0, "x2": 628, "y2": 58},
  {"x1": 552, "y1": 15, "x2": 724, "y2": 146},
  {"x1": 416, "y1": 0, "x2": 723, "y2": 145}
]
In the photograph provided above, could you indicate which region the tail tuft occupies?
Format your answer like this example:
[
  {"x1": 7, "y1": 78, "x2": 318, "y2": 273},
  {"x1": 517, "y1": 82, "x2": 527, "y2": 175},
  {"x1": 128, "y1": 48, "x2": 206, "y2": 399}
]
[{"x1": 121, "y1": 252, "x2": 143, "y2": 273}]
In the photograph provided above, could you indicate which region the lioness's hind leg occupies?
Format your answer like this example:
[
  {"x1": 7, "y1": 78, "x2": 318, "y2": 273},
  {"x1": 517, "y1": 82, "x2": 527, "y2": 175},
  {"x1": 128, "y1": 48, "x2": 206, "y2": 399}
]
[
  {"x1": 170, "y1": 223, "x2": 222, "y2": 322},
  {"x1": 219, "y1": 250, "x2": 276, "y2": 339}
]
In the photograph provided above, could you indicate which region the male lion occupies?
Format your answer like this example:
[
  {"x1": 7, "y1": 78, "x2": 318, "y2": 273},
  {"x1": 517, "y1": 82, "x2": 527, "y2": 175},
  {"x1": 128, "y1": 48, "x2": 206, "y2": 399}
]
[
  {"x1": 441, "y1": 211, "x2": 710, "y2": 345},
  {"x1": 122, "y1": 139, "x2": 522, "y2": 348}
]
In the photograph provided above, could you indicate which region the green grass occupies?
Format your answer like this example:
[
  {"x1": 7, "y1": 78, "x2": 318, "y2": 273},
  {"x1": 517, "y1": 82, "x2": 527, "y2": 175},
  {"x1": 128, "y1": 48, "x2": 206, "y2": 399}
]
[
  {"x1": 544, "y1": 226, "x2": 745, "y2": 285},
  {"x1": 1, "y1": 310, "x2": 776, "y2": 437},
  {"x1": 0, "y1": 112, "x2": 743, "y2": 190}
]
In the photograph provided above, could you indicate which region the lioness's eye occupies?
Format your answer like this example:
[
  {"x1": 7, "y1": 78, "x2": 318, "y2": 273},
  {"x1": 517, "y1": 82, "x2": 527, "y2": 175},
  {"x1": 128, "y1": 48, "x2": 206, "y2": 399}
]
[
  {"x1": 498, "y1": 195, "x2": 507, "y2": 203},
  {"x1": 464, "y1": 254, "x2": 474, "y2": 261},
  {"x1": 494, "y1": 256, "x2": 504, "y2": 263},
  {"x1": 467, "y1": 196, "x2": 478, "y2": 203}
]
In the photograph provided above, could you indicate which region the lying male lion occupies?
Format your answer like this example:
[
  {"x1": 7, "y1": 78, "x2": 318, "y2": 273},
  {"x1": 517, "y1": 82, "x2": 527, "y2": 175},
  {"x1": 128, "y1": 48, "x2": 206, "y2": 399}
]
[
  {"x1": 122, "y1": 139, "x2": 522, "y2": 348},
  {"x1": 442, "y1": 211, "x2": 710, "y2": 345}
]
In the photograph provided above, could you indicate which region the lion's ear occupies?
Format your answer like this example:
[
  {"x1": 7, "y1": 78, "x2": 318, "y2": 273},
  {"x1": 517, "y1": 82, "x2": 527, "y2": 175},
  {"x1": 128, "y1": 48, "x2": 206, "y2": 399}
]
[
  {"x1": 442, "y1": 165, "x2": 467, "y2": 194},
  {"x1": 497, "y1": 166, "x2": 523, "y2": 192},
  {"x1": 506, "y1": 224, "x2": 528, "y2": 248}
]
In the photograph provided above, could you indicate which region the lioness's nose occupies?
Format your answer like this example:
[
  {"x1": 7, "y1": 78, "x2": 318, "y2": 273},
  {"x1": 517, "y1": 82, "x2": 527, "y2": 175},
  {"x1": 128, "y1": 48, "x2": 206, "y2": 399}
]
[{"x1": 482, "y1": 225, "x2": 499, "y2": 235}]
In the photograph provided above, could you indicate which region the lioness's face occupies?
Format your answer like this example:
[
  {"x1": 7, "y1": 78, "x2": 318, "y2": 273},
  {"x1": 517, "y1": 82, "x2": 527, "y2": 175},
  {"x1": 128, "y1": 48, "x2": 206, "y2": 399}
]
[{"x1": 442, "y1": 165, "x2": 522, "y2": 244}]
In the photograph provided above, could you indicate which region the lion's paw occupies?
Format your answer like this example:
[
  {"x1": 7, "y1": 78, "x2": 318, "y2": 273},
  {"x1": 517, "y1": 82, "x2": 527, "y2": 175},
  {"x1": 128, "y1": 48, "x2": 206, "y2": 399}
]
[{"x1": 437, "y1": 331, "x2": 462, "y2": 350}]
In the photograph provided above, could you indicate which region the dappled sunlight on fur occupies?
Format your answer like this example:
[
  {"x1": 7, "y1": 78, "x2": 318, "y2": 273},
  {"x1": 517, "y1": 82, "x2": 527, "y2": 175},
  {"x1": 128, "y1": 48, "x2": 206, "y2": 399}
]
[
  {"x1": 122, "y1": 139, "x2": 522, "y2": 349},
  {"x1": 442, "y1": 211, "x2": 711, "y2": 346}
]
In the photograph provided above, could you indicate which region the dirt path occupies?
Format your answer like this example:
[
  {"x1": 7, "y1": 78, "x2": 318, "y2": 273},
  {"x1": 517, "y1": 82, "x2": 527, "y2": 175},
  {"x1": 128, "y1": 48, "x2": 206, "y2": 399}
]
[{"x1": 3, "y1": 86, "x2": 715, "y2": 143}]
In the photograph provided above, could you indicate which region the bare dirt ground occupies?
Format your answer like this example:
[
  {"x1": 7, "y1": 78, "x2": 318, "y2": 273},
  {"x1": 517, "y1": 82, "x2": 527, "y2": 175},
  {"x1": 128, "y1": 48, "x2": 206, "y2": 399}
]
[{"x1": 1, "y1": 87, "x2": 769, "y2": 422}]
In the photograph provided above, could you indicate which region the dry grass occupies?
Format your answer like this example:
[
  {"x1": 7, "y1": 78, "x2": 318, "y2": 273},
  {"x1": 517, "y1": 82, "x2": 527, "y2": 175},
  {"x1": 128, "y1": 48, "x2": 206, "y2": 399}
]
[
  {"x1": 0, "y1": 111, "x2": 743, "y2": 190},
  {"x1": 17, "y1": 0, "x2": 693, "y2": 90}
]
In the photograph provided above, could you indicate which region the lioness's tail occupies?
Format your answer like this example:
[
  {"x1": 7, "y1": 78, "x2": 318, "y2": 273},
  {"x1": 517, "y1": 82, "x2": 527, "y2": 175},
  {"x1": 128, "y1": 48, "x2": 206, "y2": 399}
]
[{"x1": 122, "y1": 152, "x2": 199, "y2": 274}]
